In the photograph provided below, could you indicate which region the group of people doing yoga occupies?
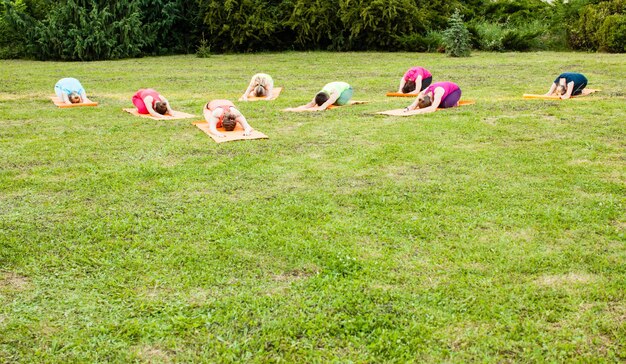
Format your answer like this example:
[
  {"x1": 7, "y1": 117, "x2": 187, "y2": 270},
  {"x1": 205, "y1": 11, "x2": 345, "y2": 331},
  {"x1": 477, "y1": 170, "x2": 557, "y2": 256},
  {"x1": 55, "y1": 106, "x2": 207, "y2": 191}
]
[{"x1": 54, "y1": 69, "x2": 588, "y2": 137}]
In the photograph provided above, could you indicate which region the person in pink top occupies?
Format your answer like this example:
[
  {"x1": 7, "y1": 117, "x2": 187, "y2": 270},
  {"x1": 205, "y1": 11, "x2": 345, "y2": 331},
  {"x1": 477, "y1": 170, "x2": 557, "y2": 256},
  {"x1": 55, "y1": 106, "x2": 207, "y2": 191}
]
[
  {"x1": 398, "y1": 66, "x2": 433, "y2": 94},
  {"x1": 203, "y1": 100, "x2": 253, "y2": 138},
  {"x1": 405, "y1": 82, "x2": 462, "y2": 114},
  {"x1": 132, "y1": 88, "x2": 174, "y2": 118}
]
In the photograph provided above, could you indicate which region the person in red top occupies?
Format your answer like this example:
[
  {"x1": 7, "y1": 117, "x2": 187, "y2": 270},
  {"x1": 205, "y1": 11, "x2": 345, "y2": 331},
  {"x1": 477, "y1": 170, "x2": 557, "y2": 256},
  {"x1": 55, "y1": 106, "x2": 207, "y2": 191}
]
[
  {"x1": 132, "y1": 88, "x2": 174, "y2": 118},
  {"x1": 203, "y1": 100, "x2": 253, "y2": 138}
]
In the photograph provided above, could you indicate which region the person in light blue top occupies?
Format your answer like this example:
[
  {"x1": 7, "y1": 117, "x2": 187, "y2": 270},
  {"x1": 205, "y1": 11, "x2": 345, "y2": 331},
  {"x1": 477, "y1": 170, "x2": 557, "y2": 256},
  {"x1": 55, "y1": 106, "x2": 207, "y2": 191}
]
[
  {"x1": 54, "y1": 77, "x2": 92, "y2": 104},
  {"x1": 286, "y1": 81, "x2": 353, "y2": 111}
]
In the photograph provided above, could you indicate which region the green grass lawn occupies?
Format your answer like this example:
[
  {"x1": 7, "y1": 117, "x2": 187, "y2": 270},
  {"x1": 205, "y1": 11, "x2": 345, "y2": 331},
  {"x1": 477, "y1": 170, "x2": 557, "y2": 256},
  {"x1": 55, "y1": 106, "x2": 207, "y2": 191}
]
[{"x1": 1, "y1": 51, "x2": 625, "y2": 362}]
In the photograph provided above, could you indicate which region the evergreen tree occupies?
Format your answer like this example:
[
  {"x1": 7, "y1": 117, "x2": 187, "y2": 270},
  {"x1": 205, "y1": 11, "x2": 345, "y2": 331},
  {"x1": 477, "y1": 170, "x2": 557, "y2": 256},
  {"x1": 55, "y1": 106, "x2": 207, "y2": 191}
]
[{"x1": 443, "y1": 9, "x2": 471, "y2": 57}]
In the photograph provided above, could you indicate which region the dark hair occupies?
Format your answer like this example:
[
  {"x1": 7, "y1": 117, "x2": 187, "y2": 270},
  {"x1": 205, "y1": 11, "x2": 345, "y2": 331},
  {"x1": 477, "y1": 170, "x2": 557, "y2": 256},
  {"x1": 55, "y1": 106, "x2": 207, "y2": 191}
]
[
  {"x1": 315, "y1": 92, "x2": 329, "y2": 106},
  {"x1": 222, "y1": 115, "x2": 237, "y2": 131},
  {"x1": 254, "y1": 85, "x2": 266, "y2": 97},
  {"x1": 402, "y1": 80, "x2": 416, "y2": 94},
  {"x1": 154, "y1": 101, "x2": 168, "y2": 115},
  {"x1": 418, "y1": 94, "x2": 432, "y2": 109},
  {"x1": 69, "y1": 92, "x2": 81, "y2": 104}
]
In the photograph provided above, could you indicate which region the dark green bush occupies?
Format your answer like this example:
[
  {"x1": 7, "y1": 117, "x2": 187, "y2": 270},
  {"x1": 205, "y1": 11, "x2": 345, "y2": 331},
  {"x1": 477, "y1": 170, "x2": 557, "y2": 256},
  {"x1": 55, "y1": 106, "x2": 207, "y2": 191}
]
[
  {"x1": 598, "y1": 13, "x2": 626, "y2": 52},
  {"x1": 136, "y1": 0, "x2": 199, "y2": 55},
  {"x1": 568, "y1": 0, "x2": 625, "y2": 51},
  {"x1": 199, "y1": 0, "x2": 293, "y2": 52}
]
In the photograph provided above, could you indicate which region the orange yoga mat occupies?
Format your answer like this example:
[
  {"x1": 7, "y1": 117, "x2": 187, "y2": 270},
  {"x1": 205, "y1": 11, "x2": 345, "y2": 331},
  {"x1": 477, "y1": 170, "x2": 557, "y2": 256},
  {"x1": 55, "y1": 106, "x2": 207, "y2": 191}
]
[
  {"x1": 123, "y1": 108, "x2": 196, "y2": 120},
  {"x1": 523, "y1": 88, "x2": 600, "y2": 100},
  {"x1": 51, "y1": 96, "x2": 98, "y2": 108},
  {"x1": 283, "y1": 100, "x2": 369, "y2": 112},
  {"x1": 192, "y1": 121, "x2": 268, "y2": 143},
  {"x1": 386, "y1": 92, "x2": 419, "y2": 97},
  {"x1": 238, "y1": 87, "x2": 283, "y2": 101},
  {"x1": 376, "y1": 100, "x2": 475, "y2": 116}
]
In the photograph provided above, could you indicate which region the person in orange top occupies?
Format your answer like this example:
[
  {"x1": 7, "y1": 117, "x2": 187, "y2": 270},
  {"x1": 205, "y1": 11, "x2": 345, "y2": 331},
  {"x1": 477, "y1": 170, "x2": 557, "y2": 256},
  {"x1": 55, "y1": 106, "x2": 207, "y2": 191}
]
[{"x1": 203, "y1": 100, "x2": 253, "y2": 138}]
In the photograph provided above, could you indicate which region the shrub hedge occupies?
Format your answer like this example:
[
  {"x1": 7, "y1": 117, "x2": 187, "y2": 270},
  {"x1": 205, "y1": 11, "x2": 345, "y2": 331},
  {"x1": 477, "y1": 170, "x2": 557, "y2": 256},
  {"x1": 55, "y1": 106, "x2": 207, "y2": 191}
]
[{"x1": 0, "y1": 0, "x2": 624, "y2": 60}]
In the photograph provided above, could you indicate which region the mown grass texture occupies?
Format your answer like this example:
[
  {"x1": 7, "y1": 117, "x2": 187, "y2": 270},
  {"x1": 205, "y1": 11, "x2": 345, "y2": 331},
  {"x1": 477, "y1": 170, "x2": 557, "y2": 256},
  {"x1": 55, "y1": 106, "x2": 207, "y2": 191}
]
[{"x1": 0, "y1": 52, "x2": 625, "y2": 362}]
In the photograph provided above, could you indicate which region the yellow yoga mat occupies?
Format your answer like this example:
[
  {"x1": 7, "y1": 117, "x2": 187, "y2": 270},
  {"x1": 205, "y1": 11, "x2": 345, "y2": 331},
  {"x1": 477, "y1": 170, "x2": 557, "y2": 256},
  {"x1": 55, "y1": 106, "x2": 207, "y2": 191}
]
[
  {"x1": 51, "y1": 96, "x2": 98, "y2": 108},
  {"x1": 122, "y1": 108, "x2": 196, "y2": 120},
  {"x1": 192, "y1": 121, "x2": 268, "y2": 143},
  {"x1": 386, "y1": 92, "x2": 418, "y2": 97},
  {"x1": 523, "y1": 88, "x2": 600, "y2": 100},
  {"x1": 239, "y1": 87, "x2": 283, "y2": 101},
  {"x1": 376, "y1": 100, "x2": 475, "y2": 116}
]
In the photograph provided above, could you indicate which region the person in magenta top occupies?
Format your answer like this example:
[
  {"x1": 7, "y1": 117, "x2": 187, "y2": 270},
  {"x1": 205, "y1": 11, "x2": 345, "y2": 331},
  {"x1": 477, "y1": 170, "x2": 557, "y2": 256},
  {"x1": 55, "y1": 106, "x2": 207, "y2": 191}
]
[
  {"x1": 405, "y1": 81, "x2": 462, "y2": 114},
  {"x1": 398, "y1": 66, "x2": 433, "y2": 94},
  {"x1": 132, "y1": 88, "x2": 174, "y2": 118},
  {"x1": 203, "y1": 99, "x2": 253, "y2": 138}
]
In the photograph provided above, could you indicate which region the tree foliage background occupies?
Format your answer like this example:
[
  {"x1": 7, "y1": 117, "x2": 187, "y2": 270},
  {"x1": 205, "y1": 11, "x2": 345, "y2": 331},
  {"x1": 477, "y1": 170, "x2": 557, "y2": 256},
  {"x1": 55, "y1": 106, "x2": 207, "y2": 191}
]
[{"x1": 0, "y1": 0, "x2": 624, "y2": 60}]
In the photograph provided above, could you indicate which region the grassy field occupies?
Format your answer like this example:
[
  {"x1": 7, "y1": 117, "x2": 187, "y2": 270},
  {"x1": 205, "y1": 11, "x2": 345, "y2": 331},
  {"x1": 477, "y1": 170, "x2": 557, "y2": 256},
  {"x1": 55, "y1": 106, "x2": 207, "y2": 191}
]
[{"x1": 0, "y1": 51, "x2": 625, "y2": 362}]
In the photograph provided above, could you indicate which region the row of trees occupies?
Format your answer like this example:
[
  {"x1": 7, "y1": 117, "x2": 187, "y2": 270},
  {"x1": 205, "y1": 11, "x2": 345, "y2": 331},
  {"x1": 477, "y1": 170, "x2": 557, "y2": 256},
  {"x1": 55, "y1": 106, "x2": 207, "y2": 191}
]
[{"x1": 0, "y1": 0, "x2": 624, "y2": 60}]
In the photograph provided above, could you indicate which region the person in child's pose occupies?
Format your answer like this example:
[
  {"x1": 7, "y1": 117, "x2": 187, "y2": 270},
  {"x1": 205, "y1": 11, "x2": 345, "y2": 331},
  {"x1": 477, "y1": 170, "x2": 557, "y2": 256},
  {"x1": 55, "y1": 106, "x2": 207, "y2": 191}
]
[
  {"x1": 203, "y1": 100, "x2": 253, "y2": 138},
  {"x1": 54, "y1": 78, "x2": 93, "y2": 104},
  {"x1": 398, "y1": 66, "x2": 432, "y2": 94},
  {"x1": 132, "y1": 89, "x2": 175, "y2": 118},
  {"x1": 405, "y1": 81, "x2": 461, "y2": 114},
  {"x1": 242, "y1": 73, "x2": 274, "y2": 101},
  {"x1": 286, "y1": 82, "x2": 353, "y2": 111},
  {"x1": 545, "y1": 72, "x2": 588, "y2": 99}
]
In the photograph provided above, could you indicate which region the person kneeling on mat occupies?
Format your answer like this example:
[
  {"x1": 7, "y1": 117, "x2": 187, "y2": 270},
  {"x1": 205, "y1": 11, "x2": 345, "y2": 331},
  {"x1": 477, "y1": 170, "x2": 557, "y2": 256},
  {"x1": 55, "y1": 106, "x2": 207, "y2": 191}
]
[
  {"x1": 242, "y1": 73, "x2": 274, "y2": 101},
  {"x1": 545, "y1": 72, "x2": 587, "y2": 100},
  {"x1": 132, "y1": 89, "x2": 175, "y2": 119},
  {"x1": 288, "y1": 82, "x2": 353, "y2": 111},
  {"x1": 55, "y1": 78, "x2": 93, "y2": 104},
  {"x1": 203, "y1": 100, "x2": 253, "y2": 138},
  {"x1": 405, "y1": 82, "x2": 462, "y2": 114},
  {"x1": 398, "y1": 66, "x2": 433, "y2": 94}
]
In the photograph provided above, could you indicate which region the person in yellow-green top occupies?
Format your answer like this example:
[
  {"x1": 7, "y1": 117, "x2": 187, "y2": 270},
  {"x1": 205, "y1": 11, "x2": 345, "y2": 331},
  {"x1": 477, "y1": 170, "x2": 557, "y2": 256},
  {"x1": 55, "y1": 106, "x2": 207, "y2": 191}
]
[{"x1": 285, "y1": 81, "x2": 353, "y2": 111}]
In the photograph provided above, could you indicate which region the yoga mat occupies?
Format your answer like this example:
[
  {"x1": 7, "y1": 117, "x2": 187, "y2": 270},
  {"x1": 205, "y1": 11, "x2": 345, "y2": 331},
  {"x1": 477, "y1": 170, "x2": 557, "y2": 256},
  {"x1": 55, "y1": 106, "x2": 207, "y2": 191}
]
[
  {"x1": 192, "y1": 121, "x2": 268, "y2": 143},
  {"x1": 523, "y1": 88, "x2": 600, "y2": 100},
  {"x1": 386, "y1": 92, "x2": 419, "y2": 97},
  {"x1": 239, "y1": 87, "x2": 282, "y2": 101},
  {"x1": 376, "y1": 100, "x2": 475, "y2": 116},
  {"x1": 283, "y1": 100, "x2": 369, "y2": 112},
  {"x1": 123, "y1": 108, "x2": 196, "y2": 120},
  {"x1": 51, "y1": 96, "x2": 98, "y2": 108}
]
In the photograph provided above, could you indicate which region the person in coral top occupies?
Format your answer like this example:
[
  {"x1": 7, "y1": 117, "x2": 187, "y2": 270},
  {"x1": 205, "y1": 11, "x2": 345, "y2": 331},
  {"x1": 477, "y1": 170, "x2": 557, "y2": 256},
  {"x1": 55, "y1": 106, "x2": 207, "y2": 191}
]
[{"x1": 203, "y1": 100, "x2": 253, "y2": 138}]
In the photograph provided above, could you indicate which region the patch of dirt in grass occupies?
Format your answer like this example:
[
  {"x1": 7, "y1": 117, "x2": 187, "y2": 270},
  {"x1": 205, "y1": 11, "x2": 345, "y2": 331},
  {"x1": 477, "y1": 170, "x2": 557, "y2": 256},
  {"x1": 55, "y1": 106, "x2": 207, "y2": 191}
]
[
  {"x1": 272, "y1": 266, "x2": 318, "y2": 283},
  {"x1": 535, "y1": 272, "x2": 599, "y2": 287},
  {"x1": 0, "y1": 272, "x2": 31, "y2": 291},
  {"x1": 133, "y1": 344, "x2": 173, "y2": 363}
]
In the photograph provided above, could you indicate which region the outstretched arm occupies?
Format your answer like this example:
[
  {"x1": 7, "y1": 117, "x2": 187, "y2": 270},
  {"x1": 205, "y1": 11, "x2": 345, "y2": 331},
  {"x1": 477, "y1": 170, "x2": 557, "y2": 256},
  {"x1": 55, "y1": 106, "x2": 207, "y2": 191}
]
[
  {"x1": 411, "y1": 75, "x2": 423, "y2": 95},
  {"x1": 242, "y1": 79, "x2": 256, "y2": 101},
  {"x1": 232, "y1": 108, "x2": 253, "y2": 136},
  {"x1": 561, "y1": 81, "x2": 575, "y2": 99},
  {"x1": 265, "y1": 80, "x2": 274, "y2": 100},
  {"x1": 317, "y1": 90, "x2": 340, "y2": 110},
  {"x1": 143, "y1": 96, "x2": 164, "y2": 118},
  {"x1": 407, "y1": 88, "x2": 444, "y2": 114},
  {"x1": 545, "y1": 83, "x2": 557, "y2": 96},
  {"x1": 398, "y1": 77, "x2": 406, "y2": 93},
  {"x1": 79, "y1": 90, "x2": 92, "y2": 104},
  {"x1": 203, "y1": 105, "x2": 226, "y2": 137},
  {"x1": 406, "y1": 90, "x2": 425, "y2": 111},
  {"x1": 285, "y1": 98, "x2": 317, "y2": 111},
  {"x1": 160, "y1": 96, "x2": 174, "y2": 115}
]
